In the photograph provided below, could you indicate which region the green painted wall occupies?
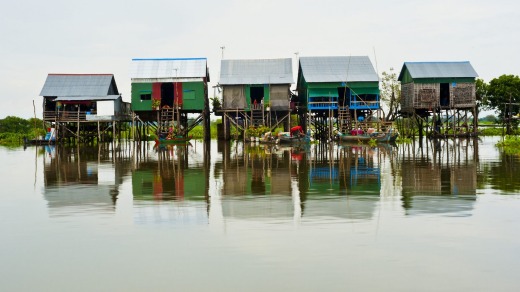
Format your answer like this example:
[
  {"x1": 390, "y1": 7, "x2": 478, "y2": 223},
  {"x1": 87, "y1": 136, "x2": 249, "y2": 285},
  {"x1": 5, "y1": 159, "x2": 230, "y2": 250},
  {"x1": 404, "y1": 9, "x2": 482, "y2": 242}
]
[
  {"x1": 412, "y1": 77, "x2": 475, "y2": 84},
  {"x1": 131, "y1": 83, "x2": 153, "y2": 111},
  {"x1": 131, "y1": 81, "x2": 207, "y2": 111},
  {"x1": 301, "y1": 81, "x2": 380, "y2": 102},
  {"x1": 182, "y1": 81, "x2": 206, "y2": 110},
  {"x1": 400, "y1": 67, "x2": 475, "y2": 84}
]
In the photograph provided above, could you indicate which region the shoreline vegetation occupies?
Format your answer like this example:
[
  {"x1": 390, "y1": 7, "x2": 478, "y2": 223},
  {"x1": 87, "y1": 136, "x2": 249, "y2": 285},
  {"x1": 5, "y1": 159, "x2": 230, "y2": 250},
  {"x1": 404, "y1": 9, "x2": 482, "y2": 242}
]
[{"x1": 2, "y1": 116, "x2": 520, "y2": 153}]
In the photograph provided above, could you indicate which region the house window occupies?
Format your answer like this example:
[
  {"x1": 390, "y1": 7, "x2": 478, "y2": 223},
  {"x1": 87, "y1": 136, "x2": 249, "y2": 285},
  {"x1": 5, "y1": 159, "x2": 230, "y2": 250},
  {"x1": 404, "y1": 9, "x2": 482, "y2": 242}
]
[{"x1": 140, "y1": 93, "x2": 152, "y2": 101}]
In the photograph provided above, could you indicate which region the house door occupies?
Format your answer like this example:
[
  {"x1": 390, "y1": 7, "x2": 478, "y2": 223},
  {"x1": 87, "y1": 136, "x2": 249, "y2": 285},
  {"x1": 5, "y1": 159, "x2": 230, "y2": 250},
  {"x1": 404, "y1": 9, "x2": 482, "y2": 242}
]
[
  {"x1": 161, "y1": 83, "x2": 174, "y2": 107},
  {"x1": 250, "y1": 86, "x2": 264, "y2": 108},
  {"x1": 440, "y1": 83, "x2": 450, "y2": 107}
]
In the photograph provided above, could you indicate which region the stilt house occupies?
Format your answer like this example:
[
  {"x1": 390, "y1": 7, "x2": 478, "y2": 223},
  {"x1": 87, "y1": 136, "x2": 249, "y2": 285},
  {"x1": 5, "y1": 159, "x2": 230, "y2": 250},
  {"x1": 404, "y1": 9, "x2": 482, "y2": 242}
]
[
  {"x1": 130, "y1": 58, "x2": 210, "y2": 139},
  {"x1": 297, "y1": 56, "x2": 380, "y2": 111},
  {"x1": 398, "y1": 61, "x2": 478, "y2": 114},
  {"x1": 297, "y1": 56, "x2": 380, "y2": 136},
  {"x1": 398, "y1": 61, "x2": 479, "y2": 137},
  {"x1": 219, "y1": 58, "x2": 293, "y2": 131},
  {"x1": 40, "y1": 74, "x2": 130, "y2": 122}
]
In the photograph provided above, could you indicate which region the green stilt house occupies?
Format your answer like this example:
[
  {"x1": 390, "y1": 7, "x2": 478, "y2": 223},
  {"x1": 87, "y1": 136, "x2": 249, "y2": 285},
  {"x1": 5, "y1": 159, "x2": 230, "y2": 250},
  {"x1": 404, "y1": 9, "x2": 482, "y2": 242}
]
[
  {"x1": 130, "y1": 58, "x2": 210, "y2": 140},
  {"x1": 297, "y1": 56, "x2": 381, "y2": 138},
  {"x1": 398, "y1": 61, "x2": 479, "y2": 137}
]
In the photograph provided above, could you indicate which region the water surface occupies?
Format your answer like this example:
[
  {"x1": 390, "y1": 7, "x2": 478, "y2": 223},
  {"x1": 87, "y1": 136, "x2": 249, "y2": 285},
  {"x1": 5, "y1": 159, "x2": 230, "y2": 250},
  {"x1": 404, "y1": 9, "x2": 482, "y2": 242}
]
[{"x1": 1, "y1": 137, "x2": 519, "y2": 291}]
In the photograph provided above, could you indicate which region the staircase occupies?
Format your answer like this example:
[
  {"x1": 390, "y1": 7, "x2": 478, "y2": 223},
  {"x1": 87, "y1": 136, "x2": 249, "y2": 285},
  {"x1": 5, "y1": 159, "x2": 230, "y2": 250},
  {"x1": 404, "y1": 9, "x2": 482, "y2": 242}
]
[
  {"x1": 251, "y1": 105, "x2": 264, "y2": 126},
  {"x1": 338, "y1": 106, "x2": 352, "y2": 134}
]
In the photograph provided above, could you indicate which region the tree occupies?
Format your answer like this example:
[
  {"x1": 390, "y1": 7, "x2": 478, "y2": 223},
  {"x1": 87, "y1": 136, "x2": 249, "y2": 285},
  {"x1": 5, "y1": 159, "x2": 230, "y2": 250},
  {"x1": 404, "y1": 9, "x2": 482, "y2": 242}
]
[
  {"x1": 380, "y1": 68, "x2": 401, "y2": 121},
  {"x1": 0, "y1": 116, "x2": 32, "y2": 134},
  {"x1": 484, "y1": 74, "x2": 520, "y2": 118}
]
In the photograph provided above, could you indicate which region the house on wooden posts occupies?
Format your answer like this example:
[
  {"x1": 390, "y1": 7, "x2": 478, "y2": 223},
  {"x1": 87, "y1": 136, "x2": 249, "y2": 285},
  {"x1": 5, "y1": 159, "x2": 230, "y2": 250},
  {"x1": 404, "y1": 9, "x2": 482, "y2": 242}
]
[
  {"x1": 40, "y1": 74, "x2": 131, "y2": 143},
  {"x1": 398, "y1": 61, "x2": 479, "y2": 137},
  {"x1": 297, "y1": 56, "x2": 380, "y2": 138},
  {"x1": 218, "y1": 58, "x2": 293, "y2": 139},
  {"x1": 130, "y1": 58, "x2": 210, "y2": 140}
]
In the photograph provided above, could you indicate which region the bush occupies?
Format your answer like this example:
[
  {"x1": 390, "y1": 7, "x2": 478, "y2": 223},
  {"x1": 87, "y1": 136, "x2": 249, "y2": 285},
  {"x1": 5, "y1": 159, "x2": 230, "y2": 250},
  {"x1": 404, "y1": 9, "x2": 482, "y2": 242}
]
[{"x1": 496, "y1": 135, "x2": 520, "y2": 154}]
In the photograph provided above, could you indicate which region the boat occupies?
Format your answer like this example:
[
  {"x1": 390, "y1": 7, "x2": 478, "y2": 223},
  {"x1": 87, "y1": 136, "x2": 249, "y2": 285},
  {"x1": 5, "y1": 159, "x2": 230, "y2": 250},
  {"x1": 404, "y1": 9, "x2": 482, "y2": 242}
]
[
  {"x1": 338, "y1": 128, "x2": 398, "y2": 143},
  {"x1": 23, "y1": 128, "x2": 56, "y2": 146},
  {"x1": 277, "y1": 132, "x2": 311, "y2": 145},
  {"x1": 258, "y1": 132, "x2": 279, "y2": 144}
]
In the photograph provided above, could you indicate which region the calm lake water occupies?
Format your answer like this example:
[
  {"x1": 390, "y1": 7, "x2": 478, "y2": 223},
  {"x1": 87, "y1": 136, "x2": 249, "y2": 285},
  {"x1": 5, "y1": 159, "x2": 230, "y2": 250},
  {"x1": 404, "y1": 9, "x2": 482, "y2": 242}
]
[{"x1": 1, "y1": 137, "x2": 520, "y2": 291}]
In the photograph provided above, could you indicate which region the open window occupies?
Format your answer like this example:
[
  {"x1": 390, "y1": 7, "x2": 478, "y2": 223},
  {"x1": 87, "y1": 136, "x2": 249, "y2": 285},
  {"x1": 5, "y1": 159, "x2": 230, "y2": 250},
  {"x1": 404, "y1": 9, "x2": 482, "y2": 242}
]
[{"x1": 140, "y1": 91, "x2": 151, "y2": 101}]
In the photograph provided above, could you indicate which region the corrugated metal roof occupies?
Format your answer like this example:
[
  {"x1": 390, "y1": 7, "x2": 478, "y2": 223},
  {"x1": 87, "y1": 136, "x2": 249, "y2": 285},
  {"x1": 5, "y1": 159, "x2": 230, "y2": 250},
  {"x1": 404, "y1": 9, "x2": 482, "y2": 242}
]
[
  {"x1": 40, "y1": 74, "x2": 115, "y2": 97},
  {"x1": 130, "y1": 58, "x2": 207, "y2": 79},
  {"x1": 54, "y1": 95, "x2": 120, "y2": 101},
  {"x1": 299, "y1": 56, "x2": 379, "y2": 83},
  {"x1": 399, "y1": 61, "x2": 478, "y2": 80},
  {"x1": 219, "y1": 58, "x2": 293, "y2": 85}
]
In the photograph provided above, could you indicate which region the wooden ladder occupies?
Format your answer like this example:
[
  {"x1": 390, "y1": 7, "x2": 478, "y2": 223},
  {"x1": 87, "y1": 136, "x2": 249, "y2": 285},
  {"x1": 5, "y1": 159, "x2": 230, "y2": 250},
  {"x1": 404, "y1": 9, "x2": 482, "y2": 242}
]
[
  {"x1": 338, "y1": 106, "x2": 351, "y2": 133},
  {"x1": 159, "y1": 107, "x2": 176, "y2": 136}
]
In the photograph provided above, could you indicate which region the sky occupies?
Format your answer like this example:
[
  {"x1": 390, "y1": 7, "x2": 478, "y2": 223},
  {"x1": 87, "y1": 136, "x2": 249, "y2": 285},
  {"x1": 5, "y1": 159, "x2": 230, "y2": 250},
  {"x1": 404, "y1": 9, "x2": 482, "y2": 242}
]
[{"x1": 1, "y1": 0, "x2": 518, "y2": 119}]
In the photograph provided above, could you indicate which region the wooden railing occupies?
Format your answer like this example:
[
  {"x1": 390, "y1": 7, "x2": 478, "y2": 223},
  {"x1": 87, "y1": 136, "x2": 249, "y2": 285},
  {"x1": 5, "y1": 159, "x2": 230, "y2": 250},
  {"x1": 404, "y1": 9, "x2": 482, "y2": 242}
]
[{"x1": 43, "y1": 109, "x2": 132, "y2": 122}]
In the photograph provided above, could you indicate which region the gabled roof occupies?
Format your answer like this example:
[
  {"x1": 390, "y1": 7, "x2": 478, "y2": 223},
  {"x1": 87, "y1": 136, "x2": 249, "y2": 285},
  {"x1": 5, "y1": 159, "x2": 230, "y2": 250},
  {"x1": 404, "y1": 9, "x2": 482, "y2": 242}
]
[
  {"x1": 40, "y1": 74, "x2": 118, "y2": 97},
  {"x1": 130, "y1": 58, "x2": 207, "y2": 79},
  {"x1": 398, "y1": 61, "x2": 478, "y2": 81},
  {"x1": 219, "y1": 58, "x2": 293, "y2": 85},
  {"x1": 299, "y1": 56, "x2": 379, "y2": 83}
]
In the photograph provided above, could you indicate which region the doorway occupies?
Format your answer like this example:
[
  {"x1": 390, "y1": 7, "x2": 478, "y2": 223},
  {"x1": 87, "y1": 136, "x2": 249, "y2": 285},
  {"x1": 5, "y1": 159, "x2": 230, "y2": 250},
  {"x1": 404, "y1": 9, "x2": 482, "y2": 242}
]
[
  {"x1": 337, "y1": 87, "x2": 351, "y2": 107},
  {"x1": 440, "y1": 83, "x2": 450, "y2": 107},
  {"x1": 250, "y1": 86, "x2": 264, "y2": 107},
  {"x1": 161, "y1": 83, "x2": 174, "y2": 107}
]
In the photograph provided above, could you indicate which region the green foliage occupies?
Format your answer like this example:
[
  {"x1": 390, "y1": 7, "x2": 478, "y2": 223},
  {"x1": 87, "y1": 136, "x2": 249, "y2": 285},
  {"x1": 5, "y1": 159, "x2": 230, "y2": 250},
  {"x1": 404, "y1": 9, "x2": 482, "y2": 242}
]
[
  {"x1": 483, "y1": 74, "x2": 520, "y2": 118},
  {"x1": 478, "y1": 114, "x2": 497, "y2": 123},
  {"x1": 496, "y1": 135, "x2": 520, "y2": 155},
  {"x1": 380, "y1": 68, "x2": 401, "y2": 121},
  {"x1": 188, "y1": 121, "x2": 222, "y2": 139},
  {"x1": 0, "y1": 116, "x2": 32, "y2": 133},
  {"x1": 396, "y1": 136, "x2": 413, "y2": 144},
  {"x1": 367, "y1": 139, "x2": 377, "y2": 147},
  {"x1": 210, "y1": 97, "x2": 222, "y2": 111},
  {"x1": 0, "y1": 116, "x2": 47, "y2": 145},
  {"x1": 245, "y1": 125, "x2": 270, "y2": 138}
]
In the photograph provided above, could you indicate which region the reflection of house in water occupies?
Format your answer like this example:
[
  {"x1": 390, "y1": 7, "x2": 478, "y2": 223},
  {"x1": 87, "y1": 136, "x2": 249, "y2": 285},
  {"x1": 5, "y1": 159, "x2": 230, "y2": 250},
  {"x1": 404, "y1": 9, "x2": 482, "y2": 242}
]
[
  {"x1": 131, "y1": 145, "x2": 210, "y2": 225},
  {"x1": 132, "y1": 146, "x2": 209, "y2": 201},
  {"x1": 219, "y1": 142, "x2": 388, "y2": 221},
  {"x1": 400, "y1": 139, "x2": 477, "y2": 215},
  {"x1": 221, "y1": 143, "x2": 293, "y2": 196},
  {"x1": 42, "y1": 145, "x2": 132, "y2": 215},
  {"x1": 304, "y1": 145, "x2": 383, "y2": 195}
]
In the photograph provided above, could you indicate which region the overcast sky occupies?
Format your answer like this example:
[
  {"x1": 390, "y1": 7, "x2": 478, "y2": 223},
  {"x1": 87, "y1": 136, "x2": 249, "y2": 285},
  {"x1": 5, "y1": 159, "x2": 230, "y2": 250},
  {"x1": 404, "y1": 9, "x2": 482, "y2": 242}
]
[{"x1": 1, "y1": 0, "x2": 518, "y2": 118}]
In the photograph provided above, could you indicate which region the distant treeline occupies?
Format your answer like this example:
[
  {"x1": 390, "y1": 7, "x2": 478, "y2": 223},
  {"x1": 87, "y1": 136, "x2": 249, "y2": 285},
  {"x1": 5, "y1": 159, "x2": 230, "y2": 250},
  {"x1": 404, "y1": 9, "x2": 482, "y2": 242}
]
[{"x1": 0, "y1": 116, "x2": 46, "y2": 145}]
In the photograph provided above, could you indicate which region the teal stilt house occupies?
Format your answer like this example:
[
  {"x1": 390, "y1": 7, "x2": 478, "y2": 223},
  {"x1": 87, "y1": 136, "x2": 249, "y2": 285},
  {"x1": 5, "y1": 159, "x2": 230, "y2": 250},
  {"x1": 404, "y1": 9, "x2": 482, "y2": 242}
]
[
  {"x1": 398, "y1": 61, "x2": 479, "y2": 137},
  {"x1": 297, "y1": 56, "x2": 381, "y2": 137},
  {"x1": 130, "y1": 58, "x2": 210, "y2": 140}
]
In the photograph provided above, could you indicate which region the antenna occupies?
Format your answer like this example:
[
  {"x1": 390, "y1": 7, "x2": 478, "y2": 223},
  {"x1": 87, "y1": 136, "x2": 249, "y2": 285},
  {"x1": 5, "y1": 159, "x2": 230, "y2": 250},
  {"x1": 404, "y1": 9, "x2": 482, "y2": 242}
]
[
  {"x1": 220, "y1": 46, "x2": 226, "y2": 60},
  {"x1": 373, "y1": 46, "x2": 380, "y2": 81}
]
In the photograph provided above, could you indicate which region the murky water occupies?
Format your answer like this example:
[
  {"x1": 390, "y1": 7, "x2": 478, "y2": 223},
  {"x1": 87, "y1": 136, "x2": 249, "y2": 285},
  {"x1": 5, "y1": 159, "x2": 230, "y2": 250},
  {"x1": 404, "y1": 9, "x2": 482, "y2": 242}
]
[{"x1": 1, "y1": 137, "x2": 520, "y2": 291}]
